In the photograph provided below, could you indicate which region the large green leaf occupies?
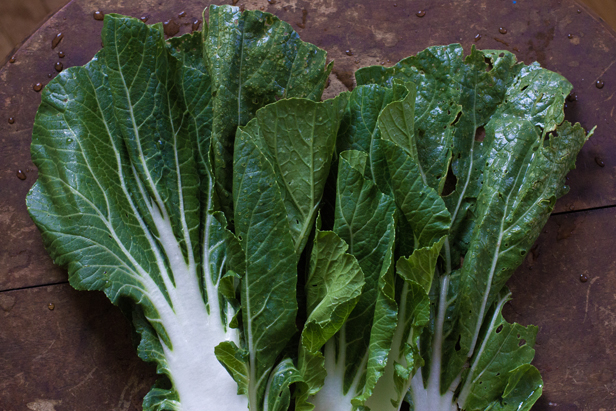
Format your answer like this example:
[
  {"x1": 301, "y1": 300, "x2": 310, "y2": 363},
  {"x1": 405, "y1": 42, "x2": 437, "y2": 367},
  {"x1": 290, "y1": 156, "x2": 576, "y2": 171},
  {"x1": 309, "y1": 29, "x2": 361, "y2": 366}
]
[
  {"x1": 309, "y1": 151, "x2": 397, "y2": 410},
  {"x1": 295, "y1": 224, "x2": 365, "y2": 410},
  {"x1": 26, "y1": 14, "x2": 252, "y2": 410},
  {"x1": 487, "y1": 365, "x2": 543, "y2": 411},
  {"x1": 250, "y1": 95, "x2": 349, "y2": 254},
  {"x1": 352, "y1": 45, "x2": 589, "y2": 411},
  {"x1": 456, "y1": 290, "x2": 538, "y2": 411},
  {"x1": 336, "y1": 85, "x2": 397, "y2": 156},
  {"x1": 365, "y1": 238, "x2": 444, "y2": 411},
  {"x1": 442, "y1": 109, "x2": 590, "y2": 393},
  {"x1": 303, "y1": 228, "x2": 364, "y2": 353},
  {"x1": 371, "y1": 138, "x2": 451, "y2": 249},
  {"x1": 206, "y1": 5, "x2": 333, "y2": 220},
  {"x1": 233, "y1": 130, "x2": 298, "y2": 411},
  {"x1": 356, "y1": 44, "x2": 462, "y2": 193}
]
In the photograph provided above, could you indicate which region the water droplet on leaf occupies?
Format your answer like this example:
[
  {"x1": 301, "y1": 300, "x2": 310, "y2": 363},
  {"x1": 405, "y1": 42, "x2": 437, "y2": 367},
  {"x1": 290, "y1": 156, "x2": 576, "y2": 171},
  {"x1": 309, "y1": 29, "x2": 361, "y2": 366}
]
[
  {"x1": 93, "y1": 11, "x2": 104, "y2": 21},
  {"x1": 33, "y1": 83, "x2": 43, "y2": 92},
  {"x1": 54, "y1": 62, "x2": 63, "y2": 72}
]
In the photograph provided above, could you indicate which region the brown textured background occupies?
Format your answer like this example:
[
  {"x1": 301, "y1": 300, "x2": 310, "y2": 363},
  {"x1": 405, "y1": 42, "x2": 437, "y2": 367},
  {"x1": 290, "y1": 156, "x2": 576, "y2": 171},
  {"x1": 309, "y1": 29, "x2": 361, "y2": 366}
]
[{"x1": 1, "y1": 0, "x2": 615, "y2": 410}]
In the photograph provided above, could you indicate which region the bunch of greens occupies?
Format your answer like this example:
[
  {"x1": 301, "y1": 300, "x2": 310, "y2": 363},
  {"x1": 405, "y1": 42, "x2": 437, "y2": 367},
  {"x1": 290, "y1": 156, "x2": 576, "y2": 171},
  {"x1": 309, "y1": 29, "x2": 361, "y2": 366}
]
[{"x1": 27, "y1": 5, "x2": 591, "y2": 411}]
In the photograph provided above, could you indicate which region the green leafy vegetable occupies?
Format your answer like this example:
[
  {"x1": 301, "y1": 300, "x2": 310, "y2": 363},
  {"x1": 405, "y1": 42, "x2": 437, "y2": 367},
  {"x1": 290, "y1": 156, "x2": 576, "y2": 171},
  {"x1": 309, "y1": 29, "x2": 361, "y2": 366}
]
[
  {"x1": 26, "y1": 6, "x2": 591, "y2": 411},
  {"x1": 338, "y1": 45, "x2": 591, "y2": 411},
  {"x1": 27, "y1": 6, "x2": 333, "y2": 411}
]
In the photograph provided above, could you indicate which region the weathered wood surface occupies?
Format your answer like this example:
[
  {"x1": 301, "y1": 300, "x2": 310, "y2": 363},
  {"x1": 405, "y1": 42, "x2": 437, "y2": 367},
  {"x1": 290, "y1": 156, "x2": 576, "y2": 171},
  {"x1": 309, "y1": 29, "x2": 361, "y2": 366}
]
[
  {"x1": 0, "y1": 0, "x2": 615, "y2": 410},
  {"x1": 0, "y1": 284, "x2": 157, "y2": 410},
  {"x1": 505, "y1": 207, "x2": 616, "y2": 410},
  {"x1": 0, "y1": 0, "x2": 69, "y2": 62}
]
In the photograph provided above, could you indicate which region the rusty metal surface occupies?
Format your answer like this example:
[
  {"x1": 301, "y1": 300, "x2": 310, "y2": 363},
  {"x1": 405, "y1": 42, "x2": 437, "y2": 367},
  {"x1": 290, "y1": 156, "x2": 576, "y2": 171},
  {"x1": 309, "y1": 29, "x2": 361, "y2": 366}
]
[{"x1": 0, "y1": 0, "x2": 615, "y2": 409}]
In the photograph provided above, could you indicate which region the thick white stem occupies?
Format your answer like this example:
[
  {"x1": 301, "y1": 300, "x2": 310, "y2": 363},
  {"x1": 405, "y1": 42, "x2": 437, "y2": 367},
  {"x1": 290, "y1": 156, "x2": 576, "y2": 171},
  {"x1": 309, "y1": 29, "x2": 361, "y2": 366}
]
[
  {"x1": 150, "y1": 204, "x2": 248, "y2": 411},
  {"x1": 311, "y1": 328, "x2": 367, "y2": 411},
  {"x1": 365, "y1": 282, "x2": 409, "y2": 411},
  {"x1": 408, "y1": 274, "x2": 459, "y2": 411}
]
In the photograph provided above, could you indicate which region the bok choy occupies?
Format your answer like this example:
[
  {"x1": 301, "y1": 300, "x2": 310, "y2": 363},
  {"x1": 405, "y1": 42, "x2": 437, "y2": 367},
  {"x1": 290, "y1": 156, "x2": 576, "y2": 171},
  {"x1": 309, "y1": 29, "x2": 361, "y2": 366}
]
[{"x1": 26, "y1": 6, "x2": 591, "y2": 411}]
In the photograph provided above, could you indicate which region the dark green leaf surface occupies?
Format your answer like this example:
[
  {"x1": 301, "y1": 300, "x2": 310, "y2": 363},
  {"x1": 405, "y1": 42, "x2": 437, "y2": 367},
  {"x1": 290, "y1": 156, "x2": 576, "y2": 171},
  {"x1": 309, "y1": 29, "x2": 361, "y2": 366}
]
[
  {"x1": 252, "y1": 95, "x2": 349, "y2": 254},
  {"x1": 487, "y1": 365, "x2": 543, "y2": 411},
  {"x1": 27, "y1": 9, "x2": 590, "y2": 409},
  {"x1": 342, "y1": 44, "x2": 589, "y2": 411},
  {"x1": 443, "y1": 112, "x2": 589, "y2": 392},
  {"x1": 336, "y1": 85, "x2": 396, "y2": 156},
  {"x1": 456, "y1": 290, "x2": 538, "y2": 411},
  {"x1": 303, "y1": 228, "x2": 364, "y2": 353},
  {"x1": 372, "y1": 139, "x2": 452, "y2": 249},
  {"x1": 356, "y1": 45, "x2": 462, "y2": 193},
  {"x1": 206, "y1": 5, "x2": 332, "y2": 219},
  {"x1": 295, "y1": 225, "x2": 365, "y2": 410},
  {"x1": 365, "y1": 238, "x2": 444, "y2": 410},
  {"x1": 233, "y1": 129, "x2": 298, "y2": 410}
]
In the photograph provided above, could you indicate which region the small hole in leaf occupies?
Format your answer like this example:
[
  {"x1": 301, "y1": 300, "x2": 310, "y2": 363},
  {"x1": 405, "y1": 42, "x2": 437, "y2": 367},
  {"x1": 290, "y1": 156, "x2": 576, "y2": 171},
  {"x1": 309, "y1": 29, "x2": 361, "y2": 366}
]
[
  {"x1": 484, "y1": 57, "x2": 494, "y2": 72},
  {"x1": 496, "y1": 325, "x2": 503, "y2": 333},
  {"x1": 452, "y1": 110, "x2": 462, "y2": 126},
  {"x1": 455, "y1": 335, "x2": 462, "y2": 351},
  {"x1": 499, "y1": 52, "x2": 504, "y2": 57},
  {"x1": 521, "y1": 85, "x2": 528, "y2": 91},
  {"x1": 519, "y1": 339, "x2": 527, "y2": 346},
  {"x1": 441, "y1": 164, "x2": 457, "y2": 196},
  {"x1": 475, "y1": 126, "x2": 486, "y2": 142}
]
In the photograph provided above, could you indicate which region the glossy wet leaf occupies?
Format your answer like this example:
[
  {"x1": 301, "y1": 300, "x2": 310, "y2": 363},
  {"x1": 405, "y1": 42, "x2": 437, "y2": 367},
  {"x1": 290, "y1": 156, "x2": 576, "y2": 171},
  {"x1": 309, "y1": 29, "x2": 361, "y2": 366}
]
[{"x1": 206, "y1": 5, "x2": 332, "y2": 220}]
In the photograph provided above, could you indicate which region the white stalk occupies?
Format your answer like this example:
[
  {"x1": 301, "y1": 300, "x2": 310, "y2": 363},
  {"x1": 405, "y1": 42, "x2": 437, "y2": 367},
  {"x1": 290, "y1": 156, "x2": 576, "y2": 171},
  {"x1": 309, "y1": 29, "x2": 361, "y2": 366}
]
[
  {"x1": 408, "y1": 274, "x2": 459, "y2": 411},
  {"x1": 149, "y1": 202, "x2": 248, "y2": 411},
  {"x1": 364, "y1": 282, "x2": 408, "y2": 411},
  {"x1": 311, "y1": 328, "x2": 367, "y2": 411}
]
